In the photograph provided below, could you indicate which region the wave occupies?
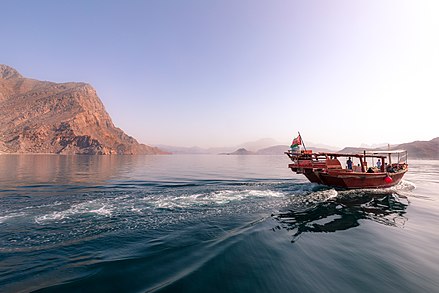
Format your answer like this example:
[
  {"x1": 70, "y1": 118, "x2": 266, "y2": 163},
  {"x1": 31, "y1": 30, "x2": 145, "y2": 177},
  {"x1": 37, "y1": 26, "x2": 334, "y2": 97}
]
[
  {"x1": 35, "y1": 200, "x2": 114, "y2": 224},
  {"x1": 0, "y1": 211, "x2": 27, "y2": 223},
  {"x1": 2, "y1": 179, "x2": 415, "y2": 227},
  {"x1": 1, "y1": 178, "x2": 417, "y2": 253},
  {"x1": 148, "y1": 189, "x2": 285, "y2": 210}
]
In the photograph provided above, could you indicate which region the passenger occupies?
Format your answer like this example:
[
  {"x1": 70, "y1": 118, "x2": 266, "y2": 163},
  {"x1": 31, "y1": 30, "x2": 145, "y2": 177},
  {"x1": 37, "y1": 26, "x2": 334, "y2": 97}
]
[
  {"x1": 387, "y1": 164, "x2": 395, "y2": 173},
  {"x1": 376, "y1": 159, "x2": 382, "y2": 169},
  {"x1": 367, "y1": 167, "x2": 374, "y2": 173},
  {"x1": 346, "y1": 157, "x2": 353, "y2": 170}
]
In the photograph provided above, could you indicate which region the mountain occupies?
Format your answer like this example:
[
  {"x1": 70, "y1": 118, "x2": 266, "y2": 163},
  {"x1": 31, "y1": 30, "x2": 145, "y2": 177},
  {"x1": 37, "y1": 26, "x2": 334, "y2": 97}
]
[
  {"x1": 220, "y1": 148, "x2": 255, "y2": 155},
  {"x1": 156, "y1": 137, "x2": 438, "y2": 158},
  {"x1": 238, "y1": 138, "x2": 280, "y2": 151},
  {"x1": 155, "y1": 138, "x2": 281, "y2": 155},
  {"x1": 156, "y1": 139, "x2": 338, "y2": 155},
  {"x1": 154, "y1": 145, "x2": 209, "y2": 155},
  {"x1": 256, "y1": 145, "x2": 289, "y2": 155},
  {"x1": 339, "y1": 137, "x2": 439, "y2": 159},
  {"x1": 0, "y1": 64, "x2": 166, "y2": 155},
  {"x1": 305, "y1": 142, "x2": 339, "y2": 151},
  {"x1": 359, "y1": 142, "x2": 390, "y2": 149},
  {"x1": 396, "y1": 137, "x2": 439, "y2": 159},
  {"x1": 153, "y1": 145, "x2": 236, "y2": 154}
]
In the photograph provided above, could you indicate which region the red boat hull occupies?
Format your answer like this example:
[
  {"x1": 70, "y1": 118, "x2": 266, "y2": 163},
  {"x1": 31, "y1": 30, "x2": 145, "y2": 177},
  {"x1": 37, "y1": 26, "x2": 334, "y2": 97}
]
[
  {"x1": 288, "y1": 160, "x2": 326, "y2": 184},
  {"x1": 303, "y1": 170, "x2": 324, "y2": 184},
  {"x1": 317, "y1": 169, "x2": 407, "y2": 189}
]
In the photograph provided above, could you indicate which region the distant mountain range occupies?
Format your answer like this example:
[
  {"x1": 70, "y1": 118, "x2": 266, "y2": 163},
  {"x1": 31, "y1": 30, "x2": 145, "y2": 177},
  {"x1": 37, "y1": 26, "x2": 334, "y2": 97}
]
[
  {"x1": 160, "y1": 137, "x2": 439, "y2": 159},
  {"x1": 339, "y1": 137, "x2": 439, "y2": 159},
  {"x1": 158, "y1": 143, "x2": 337, "y2": 156},
  {"x1": 155, "y1": 138, "x2": 283, "y2": 155}
]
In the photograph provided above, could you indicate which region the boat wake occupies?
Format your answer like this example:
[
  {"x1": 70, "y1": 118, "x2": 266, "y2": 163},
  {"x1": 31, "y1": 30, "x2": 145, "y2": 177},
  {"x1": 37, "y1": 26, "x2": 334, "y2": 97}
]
[
  {"x1": 0, "y1": 178, "x2": 416, "y2": 251},
  {"x1": 0, "y1": 180, "x2": 291, "y2": 252},
  {"x1": 272, "y1": 181, "x2": 411, "y2": 242}
]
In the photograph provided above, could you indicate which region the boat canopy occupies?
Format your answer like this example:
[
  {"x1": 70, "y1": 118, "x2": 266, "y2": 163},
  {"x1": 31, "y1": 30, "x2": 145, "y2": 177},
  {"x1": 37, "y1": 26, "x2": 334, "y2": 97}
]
[{"x1": 312, "y1": 152, "x2": 390, "y2": 159}]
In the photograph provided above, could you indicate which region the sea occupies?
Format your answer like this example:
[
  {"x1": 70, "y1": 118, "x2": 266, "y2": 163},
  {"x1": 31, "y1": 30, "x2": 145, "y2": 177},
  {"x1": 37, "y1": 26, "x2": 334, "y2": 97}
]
[{"x1": 0, "y1": 154, "x2": 438, "y2": 293}]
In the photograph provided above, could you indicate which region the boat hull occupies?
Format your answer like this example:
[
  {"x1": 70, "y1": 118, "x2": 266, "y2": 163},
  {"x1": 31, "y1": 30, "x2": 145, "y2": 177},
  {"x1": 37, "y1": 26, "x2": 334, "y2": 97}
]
[
  {"x1": 303, "y1": 170, "x2": 324, "y2": 184},
  {"x1": 288, "y1": 161, "x2": 325, "y2": 184},
  {"x1": 317, "y1": 170, "x2": 406, "y2": 189}
]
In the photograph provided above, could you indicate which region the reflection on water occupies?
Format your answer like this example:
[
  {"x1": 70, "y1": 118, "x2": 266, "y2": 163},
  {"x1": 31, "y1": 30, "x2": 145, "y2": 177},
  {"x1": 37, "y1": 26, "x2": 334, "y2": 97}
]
[
  {"x1": 273, "y1": 191, "x2": 409, "y2": 242},
  {"x1": 0, "y1": 155, "x2": 138, "y2": 191}
]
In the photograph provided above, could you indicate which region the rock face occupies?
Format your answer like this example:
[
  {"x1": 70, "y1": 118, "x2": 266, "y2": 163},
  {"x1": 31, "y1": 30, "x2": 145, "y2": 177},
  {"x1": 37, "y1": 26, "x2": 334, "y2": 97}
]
[{"x1": 0, "y1": 64, "x2": 166, "y2": 154}]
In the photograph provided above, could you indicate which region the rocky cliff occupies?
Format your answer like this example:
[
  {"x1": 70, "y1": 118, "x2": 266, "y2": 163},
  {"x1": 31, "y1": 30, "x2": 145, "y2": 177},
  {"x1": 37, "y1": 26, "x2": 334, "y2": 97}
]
[{"x1": 0, "y1": 64, "x2": 165, "y2": 154}]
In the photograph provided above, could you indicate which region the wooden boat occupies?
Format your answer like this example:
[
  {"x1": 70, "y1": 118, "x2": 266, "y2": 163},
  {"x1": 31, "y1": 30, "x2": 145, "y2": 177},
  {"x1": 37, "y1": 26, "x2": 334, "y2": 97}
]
[{"x1": 285, "y1": 149, "x2": 408, "y2": 189}]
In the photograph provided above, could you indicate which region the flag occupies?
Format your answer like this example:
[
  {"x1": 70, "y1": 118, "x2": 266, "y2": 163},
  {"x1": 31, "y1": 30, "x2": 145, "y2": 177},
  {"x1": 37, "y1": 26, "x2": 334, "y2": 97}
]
[{"x1": 291, "y1": 135, "x2": 302, "y2": 148}]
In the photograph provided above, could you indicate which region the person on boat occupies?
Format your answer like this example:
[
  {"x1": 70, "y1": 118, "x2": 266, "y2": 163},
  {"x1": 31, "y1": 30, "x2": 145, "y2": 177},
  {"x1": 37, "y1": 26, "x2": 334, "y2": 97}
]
[
  {"x1": 386, "y1": 164, "x2": 395, "y2": 173},
  {"x1": 346, "y1": 157, "x2": 353, "y2": 170},
  {"x1": 376, "y1": 159, "x2": 382, "y2": 169}
]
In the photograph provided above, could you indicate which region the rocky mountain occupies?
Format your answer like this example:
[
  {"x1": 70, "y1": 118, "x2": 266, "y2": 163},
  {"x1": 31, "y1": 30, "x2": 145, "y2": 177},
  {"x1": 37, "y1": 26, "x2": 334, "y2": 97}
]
[
  {"x1": 395, "y1": 137, "x2": 439, "y2": 159},
  {"x1": 0, "y1": 64, "x2": 165, "y2": 154}
]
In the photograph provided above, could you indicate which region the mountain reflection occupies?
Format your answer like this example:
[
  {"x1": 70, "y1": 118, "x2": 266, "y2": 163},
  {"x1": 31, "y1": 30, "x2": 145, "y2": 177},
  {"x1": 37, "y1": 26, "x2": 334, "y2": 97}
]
[{"x1": 273, "y1": 191, "x2": 408, "y2": 242}]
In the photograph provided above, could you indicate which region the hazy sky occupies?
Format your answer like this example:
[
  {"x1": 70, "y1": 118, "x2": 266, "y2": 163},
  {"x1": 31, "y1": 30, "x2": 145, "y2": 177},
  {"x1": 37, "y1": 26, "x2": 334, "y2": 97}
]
[{"x1": 1, "y1": 0, "x2": 438, "y2": 148}]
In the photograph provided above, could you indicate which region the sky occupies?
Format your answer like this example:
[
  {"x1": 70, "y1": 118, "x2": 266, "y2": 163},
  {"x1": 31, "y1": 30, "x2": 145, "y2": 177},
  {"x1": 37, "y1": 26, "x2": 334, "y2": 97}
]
[{"x1": 1, "y1": 0, "x2": 438, "y2": 148}]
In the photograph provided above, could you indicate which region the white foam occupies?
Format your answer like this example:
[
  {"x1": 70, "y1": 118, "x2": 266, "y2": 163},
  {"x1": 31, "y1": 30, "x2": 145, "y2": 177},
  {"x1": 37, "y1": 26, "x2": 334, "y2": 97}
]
[
  {"x1": 33, "y1": 188, "x2": 287, "y2": 223},
  {"x1": 35, "y1": 199, "x2": 114, "y2": 224},
  {"x1": 393, "y1": 180, "x2": 416, "y2": 192},
  {"x1": 247, "y1": 190, "x2": 285, "y2": 198},
  {"x1": 0, "y1": 212, "x2": 27, "y2": 223},
  {"x1": 144, "y1": 189, "x2": 286, "y2": 210},
  {"x1": 313, "y1": 188, "x2": 338, "y2": 200}
]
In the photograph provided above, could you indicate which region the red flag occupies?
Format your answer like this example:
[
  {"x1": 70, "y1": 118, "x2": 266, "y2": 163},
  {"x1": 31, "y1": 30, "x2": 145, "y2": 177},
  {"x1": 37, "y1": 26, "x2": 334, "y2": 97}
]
[{"x1": 291, "y1": 135, "x2": 302, "y2": 147}]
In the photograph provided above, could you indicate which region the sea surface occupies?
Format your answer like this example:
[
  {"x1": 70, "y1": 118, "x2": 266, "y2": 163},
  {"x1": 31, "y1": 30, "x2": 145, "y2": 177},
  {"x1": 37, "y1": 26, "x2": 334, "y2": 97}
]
[{"x1": 0, "y1": 155, "x2": 438, "y2": 293}]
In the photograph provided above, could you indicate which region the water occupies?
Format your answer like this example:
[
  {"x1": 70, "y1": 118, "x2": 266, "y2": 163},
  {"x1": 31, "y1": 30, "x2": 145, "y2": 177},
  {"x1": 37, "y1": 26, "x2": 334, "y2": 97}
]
[{"x1": 0, "y1": 155, "x2": 438, "y2": 292}]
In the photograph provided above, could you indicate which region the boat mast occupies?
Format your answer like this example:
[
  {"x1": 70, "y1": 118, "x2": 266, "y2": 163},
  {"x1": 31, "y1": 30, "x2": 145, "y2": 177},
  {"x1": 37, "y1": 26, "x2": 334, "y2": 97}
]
[
  {"x1": 388, "y1": 144, "x2": 392, "y2": 165},
  {"x1": 298, "y1": 131, "x2": 307, "y2": 151}
]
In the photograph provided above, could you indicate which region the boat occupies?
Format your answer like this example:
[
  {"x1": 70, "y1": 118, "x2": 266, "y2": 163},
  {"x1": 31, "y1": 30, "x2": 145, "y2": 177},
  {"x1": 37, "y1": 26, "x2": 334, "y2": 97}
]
[{"x1": 285, "y1": 148, "x2": 408, "y2": 189}]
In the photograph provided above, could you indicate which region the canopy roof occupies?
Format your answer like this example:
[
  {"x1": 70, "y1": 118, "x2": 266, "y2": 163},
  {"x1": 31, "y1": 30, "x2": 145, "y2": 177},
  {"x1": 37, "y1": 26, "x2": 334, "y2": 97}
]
[
  {"x1": 286, "y1": 149, "x2": 408, "y2": 158},
  {"x1": 308, "y1": 149, "x2": 407, "y2": 159}
]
